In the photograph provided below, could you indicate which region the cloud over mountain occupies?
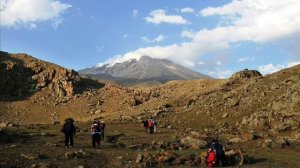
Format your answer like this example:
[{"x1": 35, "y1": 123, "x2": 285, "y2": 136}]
[{"x1": 98, "y1": 0, "x2": 300, "y2": 77}]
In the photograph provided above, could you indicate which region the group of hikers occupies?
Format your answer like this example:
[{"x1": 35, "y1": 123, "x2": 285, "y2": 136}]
[
  {"x1": 61, "y1": 117, "x2": 225, "y2": 167},
  {"x1": 207, "y1": 139, "x2": 226, "y2": 167},
  {"x1": 142, "y1": 117, "x2": 157, "y2": 134},
  {"x1": 61, "y1": 118, "x2": 106, "y2": 148}
]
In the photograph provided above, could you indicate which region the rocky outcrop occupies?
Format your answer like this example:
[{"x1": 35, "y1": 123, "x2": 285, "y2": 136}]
[
  {"x1": 0, "y1": 51, "x2": 81, "y2": 97},
  {"x1": 230, "y1": 69, "x2": 262, "y2": 80}
]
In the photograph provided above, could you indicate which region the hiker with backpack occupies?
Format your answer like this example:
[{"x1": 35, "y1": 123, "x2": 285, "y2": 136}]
[
  {"x1": 91, "y1": 121, "x2": 101, "y2": 148},
  {"x1": 62, "y1": 118, "x2": 76, "y2": 148},
  {"x1": 148, "y1": 118, "x2": 155, "y2": 134},
  {"x1": 99, "y1": 120, "x2": 106, "y2": 141},
  {"x1": 210, "y1": 139, "x2": 226, "y2": 166}
]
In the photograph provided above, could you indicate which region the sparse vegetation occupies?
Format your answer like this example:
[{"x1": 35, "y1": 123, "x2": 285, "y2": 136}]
[{"x1": 1, "y1": 52, "x2": 300, "y2": 167}]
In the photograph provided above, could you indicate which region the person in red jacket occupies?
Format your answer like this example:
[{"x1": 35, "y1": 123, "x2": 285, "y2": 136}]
[{"x1": 207, "y1": 148, "x2": 216, "y2": 168}]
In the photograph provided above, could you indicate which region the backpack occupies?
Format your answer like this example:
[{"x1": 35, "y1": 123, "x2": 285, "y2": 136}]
[
  {"x1": 91, "y1": 124, "x2": 101, "y2": 132},
  {"x1": 148, "y1": 120, "x2": 153, "y2": 127},
  {"x1": 64, "y1": 121, "x2": 74, "y2": 133},
  {"x1": 99, "y1": 123, "x2": 105, "y2": 130}
]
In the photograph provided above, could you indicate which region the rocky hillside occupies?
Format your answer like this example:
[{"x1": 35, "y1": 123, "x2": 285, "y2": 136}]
[
  {"x1": 79, "y1": 55, "x2": 211, "y2": 85},
  {"x1": 1, "y1": 51, "x2": 300, "y2": 147},
  {"x1": 0, "y1": 51, "x2": 81, "y2": 97},
  {"x1": 1, "y1": 51, "x2": 300, "y2": 167}
]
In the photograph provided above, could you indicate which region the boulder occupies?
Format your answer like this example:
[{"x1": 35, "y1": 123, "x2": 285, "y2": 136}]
[
  {"x1": 262, "y1": 139, "x2": 273, "y2": 148},
  {"x1": 228, "y1": 137, "x2": 244, "y2": 144},
  {"x1": 241, "y1": 132, "x2": 257, "y2": 141},
  {"x1": 136, "y1": 154, "x2": 143, "y2": 163},
  {"x1": 199, "y1": 151, "x2": 208, "y2": 165},
  {"x1": 180, "y1": 136, "x2": 207, "y2": 149},
  {"x1": 225, "y1": 149, "x2": 247, "y2": 167}
]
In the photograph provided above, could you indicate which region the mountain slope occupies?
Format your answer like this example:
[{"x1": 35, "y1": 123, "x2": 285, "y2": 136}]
[{"x1": 79, "y1": 56, "x2": 211, "y2": 84}]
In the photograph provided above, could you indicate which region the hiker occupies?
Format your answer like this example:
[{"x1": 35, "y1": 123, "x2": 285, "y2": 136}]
[
  {"x1": 210, "y1": 139, "x2": 226, "y2": 166},
  {"x1": 62, "y1": 118, "x2": 76, "y2": 148},
  {"x1": 99, "y1": 120, "x2": 106, "y2": 141},
  {"x1": 207, "y1": 148, "x2": 216, "y2": 168},
  {"x1": 142, "y1": 119, "x2": 148, "y2": 132},
  {"x1": 91, "y1": 121, "x2": 101, "y2": 148},
  {"x1": 148, "y1": 119, "x2": 154, "y2": 134},
  {"x1": 153, "y1": 119, "x2": 158, "y2": 133}
]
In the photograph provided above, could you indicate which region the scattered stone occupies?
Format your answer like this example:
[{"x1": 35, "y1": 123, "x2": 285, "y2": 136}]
[
  {"x1": 46, "y1": 142, "x2": 57, "y2": 147},
  {"x1": 136, "y1": 154, "x2": 143, "y2": 163},
  {"x1": 21, "y1": 153, "x2": 38, "y2": 160},
  {"x1": 53, "y1": 121, "x2": 60, "y2": 125},
  {"x1": 0, "y1": 122, "x2": 8, "y2": 127},
  {"x1": 222, "y1": 113, "x2": 228, "y2": 118},
  {"x1": 64, "y1": 149, "x2": 88, "y2": 159}
]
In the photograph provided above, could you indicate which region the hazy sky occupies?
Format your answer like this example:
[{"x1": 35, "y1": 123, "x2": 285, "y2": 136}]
[{"x1": 1, "y1": 0, "x2": 300, "y2": 78}]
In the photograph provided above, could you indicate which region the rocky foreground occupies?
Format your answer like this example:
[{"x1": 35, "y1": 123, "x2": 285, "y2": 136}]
[{"x1": 1, "y1": 51, "x2": 300, "y2": 167}]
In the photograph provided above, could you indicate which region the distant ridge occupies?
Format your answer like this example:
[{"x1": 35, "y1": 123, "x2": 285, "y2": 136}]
[{"x1": 78, "y1": 56, "x2": 212, "y2": 84}]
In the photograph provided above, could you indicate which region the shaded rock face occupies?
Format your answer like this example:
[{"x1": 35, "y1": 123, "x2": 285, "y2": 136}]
[{"x1": 0, "y1": 51, "x2": 81, "y2": 97}]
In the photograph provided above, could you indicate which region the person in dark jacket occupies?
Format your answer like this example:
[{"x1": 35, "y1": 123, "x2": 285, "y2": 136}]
[
  {"x1": 99, "y1": 121, "x2": 106, "y2": 141},
  {"x1": 62, "y1": 118, "x2": 76, "y2": 148},
  {"x1": 210, "y1": 139, "x2": 226, "y2": 166},
  {"x1": 142, "y1": 119, "x2": 148, "y2": 132}
]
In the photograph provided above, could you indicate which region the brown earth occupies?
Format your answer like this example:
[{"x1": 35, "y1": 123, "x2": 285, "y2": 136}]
[{"x1": 1, "y1": 52, "x2": 300, "y2": 168}]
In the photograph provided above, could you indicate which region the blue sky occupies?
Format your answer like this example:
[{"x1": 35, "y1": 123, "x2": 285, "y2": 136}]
[{"x1": 1, "y1": 0, "x2": 300, "y2": 78}]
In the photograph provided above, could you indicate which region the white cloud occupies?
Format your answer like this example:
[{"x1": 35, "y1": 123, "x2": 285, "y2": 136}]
[
  {"x1": 0, "y1": 0, "x2": 71, "y2": 28},
  {"x1": 145, "y1": 9, "x2": 189, "y2": 25},
  {"x1": 208, "y1": 69, "x2": 233, "y2": 79},
  {"x1": 141, "y1": 34, "x2": 165, "y2": 43},
  {"x1": 99, "y1": 42, "x2": 229, "y2": 68},
  {"x1": 200, "y1": 0, "x2": 300, "y2": 42},
  {"x1": 287, "y1": 61, "x2": 300, "y2": 67},
  {"x1": 237, "y1": 57, "x2": 255, "y2": 62},
  {"x1": 132, "y1": 10, "x2": 138, "y2": 17},
  {"x1": 258, "y1": 64, "x2": 285, "y2": 74},
  {"x1": 98, "y1": 1, "x2": 300, "y2": 72},
  {"x1": 258, "y1": 61, "x2": 300, "y2": 74},
  {"x1": 181, "y1": 7, "x2": 194, "y2": 13}
]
